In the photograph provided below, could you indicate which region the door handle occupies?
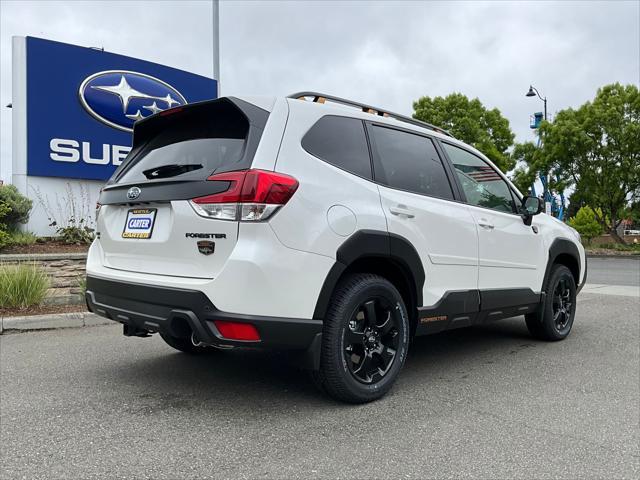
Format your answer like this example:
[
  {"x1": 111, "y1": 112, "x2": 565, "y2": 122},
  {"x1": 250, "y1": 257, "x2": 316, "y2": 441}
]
[
  {"x1": 389, "y1": 205, "x2": 415, "y2": 218},
  {"x1": 478, "y1": 219, "x2": 494, "y2": 230}
]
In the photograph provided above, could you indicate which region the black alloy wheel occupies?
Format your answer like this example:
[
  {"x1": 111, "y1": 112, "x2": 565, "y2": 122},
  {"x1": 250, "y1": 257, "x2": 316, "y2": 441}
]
[
  {"x1": 343, "y1": 297, "x2": 401, "y2": 384},
  {"x1": 552, "y1": 276, "x2": 573, "y2": 334},
  {"x1": 312, "y1": 273, "x2": 410, "y2": 403},
  {"x1": 525, "y1": 264, "x2": 577, "y2": 341}
]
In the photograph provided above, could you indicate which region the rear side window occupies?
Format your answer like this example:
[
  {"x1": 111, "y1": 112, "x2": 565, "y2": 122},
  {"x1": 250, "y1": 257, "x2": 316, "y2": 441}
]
[
  {"x1": 368, "y1": 125, "x2": 454, "y2": 199},
  {"x1": 302, "y1": 116, "x2": 372, "y2": 179},
  {"x1": 114, "y1": 99, "x2": 263, "y2": 184}
]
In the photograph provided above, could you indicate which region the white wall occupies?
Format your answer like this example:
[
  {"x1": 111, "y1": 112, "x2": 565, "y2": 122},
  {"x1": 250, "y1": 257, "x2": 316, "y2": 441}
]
[{"x1": 15, "y1": 176, "x2": 103, "y2": 236}]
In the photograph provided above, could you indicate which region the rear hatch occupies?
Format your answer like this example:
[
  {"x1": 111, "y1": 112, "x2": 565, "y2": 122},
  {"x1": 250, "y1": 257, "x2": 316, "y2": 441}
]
[{"x1": 96, "y1": 98, "x2": 269, "y2": 279}]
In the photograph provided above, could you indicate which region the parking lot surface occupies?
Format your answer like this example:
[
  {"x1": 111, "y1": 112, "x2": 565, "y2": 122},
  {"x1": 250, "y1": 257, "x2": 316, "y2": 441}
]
[{"x1": 1, "y1": 288, "x2": 638, "y2": 479}]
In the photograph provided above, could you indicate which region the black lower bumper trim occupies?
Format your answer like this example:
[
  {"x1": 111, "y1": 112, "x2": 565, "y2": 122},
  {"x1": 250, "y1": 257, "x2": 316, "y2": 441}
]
[{"x1": 85, "y1": 276, "x2": 322, "y2": 350}]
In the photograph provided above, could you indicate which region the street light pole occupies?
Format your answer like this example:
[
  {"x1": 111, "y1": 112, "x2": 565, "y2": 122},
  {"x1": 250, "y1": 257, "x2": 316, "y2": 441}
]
[
  {"x1": 526, "y1": 85, "x2": 547, "y2": 121},
  {"x1": 525, "y1": 84, "x2": 564, "y2": 219},
  {"x1": 212, "y1": 0, "x2": 220, "y2": 96}
]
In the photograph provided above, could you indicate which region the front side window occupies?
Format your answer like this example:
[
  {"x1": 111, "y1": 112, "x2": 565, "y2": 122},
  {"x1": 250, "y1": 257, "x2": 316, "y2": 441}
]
[
  {"x1": 442, "y1": 143, "x2": 516, "y2": 213},
  {"x1": 368, "y1": 125, "x2": 454, "y2": 199},
  {"x1": 302, "y1": 116, "x2": 372, "y2": 179}
]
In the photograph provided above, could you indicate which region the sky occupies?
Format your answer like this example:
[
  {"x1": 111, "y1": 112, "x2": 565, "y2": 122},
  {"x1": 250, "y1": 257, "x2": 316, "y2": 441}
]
[{"x1": 1, "y1": 0, "x2": 639, "y2": 181}]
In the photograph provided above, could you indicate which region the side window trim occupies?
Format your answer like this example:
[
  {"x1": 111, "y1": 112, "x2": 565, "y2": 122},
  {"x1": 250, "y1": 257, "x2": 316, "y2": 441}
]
[
  {"x1": 438, "y1": 139, "x2": 520, "y2": 216},
  {"x1": 364, "y1": 121, "x2": 457, "y2": 201},
  {"x1": 431, "y1": 138, "x2": 465, "y2": 201}
]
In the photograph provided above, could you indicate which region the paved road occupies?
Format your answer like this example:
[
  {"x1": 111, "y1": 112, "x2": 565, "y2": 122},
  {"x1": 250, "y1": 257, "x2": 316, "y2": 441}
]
[
  {"x1": 587, "y1": 256, "x2": 640, "y2": 287},
  {"x1": 2, "y1": 292, "x2": 638, "y2": 479}
]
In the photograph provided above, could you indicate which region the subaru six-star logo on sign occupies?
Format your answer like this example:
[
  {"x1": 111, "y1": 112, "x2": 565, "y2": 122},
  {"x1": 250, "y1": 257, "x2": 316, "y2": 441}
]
[{"x1": 79, "y1": 70, "x2": 187, "y2": 132}]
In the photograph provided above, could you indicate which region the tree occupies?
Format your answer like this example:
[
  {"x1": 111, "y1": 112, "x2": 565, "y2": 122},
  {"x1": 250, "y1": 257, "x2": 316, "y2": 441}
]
[
  {"x1": 565, "y1": 183, "x2": 591, "y2": 220},
  {"x1": 568, "y1": 206, "x2": 603, "y2": 244},
  {"x1": 413, "y1": 93, "x2": 516, "y2": 172},
  {"x1": 510, "y1": 141, "x2": 539, "y2": 194},
  {"x1": 522, "y1": 83, "x2": 639, "y2": 243}
]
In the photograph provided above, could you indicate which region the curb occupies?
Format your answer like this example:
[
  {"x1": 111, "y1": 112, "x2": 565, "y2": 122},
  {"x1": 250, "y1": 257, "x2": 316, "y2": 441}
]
[
  {"x1": 0, "y1": 311, "x2": 112, "y2": 334},
  {"x1": 586, "y1": 254, "x2": 640, "y2": 259},
  {"x1": 0, "y1": 252, "x2": 88, "y2": 262}
]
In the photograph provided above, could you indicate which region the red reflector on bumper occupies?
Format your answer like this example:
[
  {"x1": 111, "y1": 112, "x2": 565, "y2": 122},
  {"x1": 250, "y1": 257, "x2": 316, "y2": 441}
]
[{"x1": 213, "y1": 320, "x2": 260, "y2": 341}]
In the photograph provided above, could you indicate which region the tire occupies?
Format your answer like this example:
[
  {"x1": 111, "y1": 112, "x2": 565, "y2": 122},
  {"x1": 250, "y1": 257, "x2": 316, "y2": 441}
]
[
  {"x1": 312, "y1": 273, "x2": 410, "y2": 403},
  {"x1": 525, "y1": 264, "x2": 577, "y2": 341},
  {"x1": 159, "y1": 332, "x2": 218, "y2": 354}
]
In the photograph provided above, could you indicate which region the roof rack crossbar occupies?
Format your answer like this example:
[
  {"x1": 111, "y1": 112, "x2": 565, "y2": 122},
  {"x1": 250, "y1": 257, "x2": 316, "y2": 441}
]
[{"x1": 289, "y1": 91, "x2": 454, "y2": 138}]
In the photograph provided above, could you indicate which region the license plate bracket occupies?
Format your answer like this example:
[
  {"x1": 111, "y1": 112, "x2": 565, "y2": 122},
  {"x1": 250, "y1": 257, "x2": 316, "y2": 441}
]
[{"x1": 122, "y1": 208, "x2": 157, "y2": 239}]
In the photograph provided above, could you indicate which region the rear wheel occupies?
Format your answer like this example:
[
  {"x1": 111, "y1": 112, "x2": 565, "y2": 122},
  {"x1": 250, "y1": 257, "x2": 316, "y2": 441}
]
[
  {"x1": 312, "y1": 274, "x2": 410, "y2": 403},
  {"x1": 525, "y1": 264, "x2": 577, "y2": 341}
]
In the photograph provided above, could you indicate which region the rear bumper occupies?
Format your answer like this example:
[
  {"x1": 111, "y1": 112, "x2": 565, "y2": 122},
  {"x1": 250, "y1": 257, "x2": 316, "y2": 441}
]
[{"x1": 85, "y1": 276, "x2": 323, "y2": 351}]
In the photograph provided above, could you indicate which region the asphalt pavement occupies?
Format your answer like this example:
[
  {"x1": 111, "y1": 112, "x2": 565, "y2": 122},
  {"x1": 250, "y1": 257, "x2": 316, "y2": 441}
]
[
  {"x1": 2, "y1": 293, "x2": 639, "y2": 479},
  {"x1": 587, "y1": 256, "x2": 640, "y2": 287}
]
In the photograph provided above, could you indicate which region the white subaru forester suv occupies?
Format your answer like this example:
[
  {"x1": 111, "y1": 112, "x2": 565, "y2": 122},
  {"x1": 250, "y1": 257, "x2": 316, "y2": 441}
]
[{"x1": 86, "y1": 92, "x2": 586, "y2": 403}]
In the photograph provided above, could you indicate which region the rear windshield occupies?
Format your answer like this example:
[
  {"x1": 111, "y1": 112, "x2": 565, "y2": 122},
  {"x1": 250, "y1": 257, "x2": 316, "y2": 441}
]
[{"x1": 114, "y1": 98, "x2": 262, "y2": 184}]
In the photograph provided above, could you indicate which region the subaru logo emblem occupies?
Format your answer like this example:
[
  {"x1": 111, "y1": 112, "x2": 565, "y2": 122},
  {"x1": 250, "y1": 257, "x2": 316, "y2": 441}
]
[
  {"x1": 78, "y1": 70, "x2": 187, "y2": 132},
  {"x1": 127, "y1": 187, "x2": 141, "y2": 200}
]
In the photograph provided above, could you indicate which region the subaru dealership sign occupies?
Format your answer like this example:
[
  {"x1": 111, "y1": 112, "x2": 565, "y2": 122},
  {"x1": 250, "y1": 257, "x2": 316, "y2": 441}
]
[
  {"x1": 23, "y1": 36, "x2": 216, "y2": 181},
  {"x1": 10, "y1": 36, "x2": 217, "y2": 234}
]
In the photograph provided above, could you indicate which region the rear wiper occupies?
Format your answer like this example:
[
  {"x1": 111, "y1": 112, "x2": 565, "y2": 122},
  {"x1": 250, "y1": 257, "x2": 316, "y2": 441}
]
[{"x1": 142, "y1": 163, "x2": 203, "y2": 179}]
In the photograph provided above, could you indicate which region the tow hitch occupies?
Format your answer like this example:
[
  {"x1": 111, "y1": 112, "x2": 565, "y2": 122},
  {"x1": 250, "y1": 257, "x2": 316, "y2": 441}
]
[{"x1": 123, "y1": 324, "x2": 152, "y2": 337}]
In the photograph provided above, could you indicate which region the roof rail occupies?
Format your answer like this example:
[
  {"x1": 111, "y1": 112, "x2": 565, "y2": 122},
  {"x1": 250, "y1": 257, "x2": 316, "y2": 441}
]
[{"x1": 288, "y1": 91, "x2": 454, "y2": 138}]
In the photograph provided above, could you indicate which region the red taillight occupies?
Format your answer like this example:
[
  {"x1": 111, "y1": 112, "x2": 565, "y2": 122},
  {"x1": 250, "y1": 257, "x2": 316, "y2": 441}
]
[
  {"x1": 190, "y1": 169, "x2": 298, "y2": 221},
  {"x1": 214, "y1": 320, "x2": 260, "y2": 341},
  {"x1": 192, "y1": 169, "x2": 298, "y2": 205},
  {"x1": 192, "y1": 170, "x2": 247, "y2": 204},
  {"x1": 237, "y1": 170, "x2": 298, "y2": 204}
]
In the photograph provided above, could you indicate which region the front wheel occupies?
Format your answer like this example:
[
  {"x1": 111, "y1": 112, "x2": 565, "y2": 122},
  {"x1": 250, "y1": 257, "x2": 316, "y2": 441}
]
[
  {"x1": 525, "y1": 264, "x2": 577, "y2": 341},
  {"x1": 312, "y1": 274, "x2": 410, "y2": 403}
]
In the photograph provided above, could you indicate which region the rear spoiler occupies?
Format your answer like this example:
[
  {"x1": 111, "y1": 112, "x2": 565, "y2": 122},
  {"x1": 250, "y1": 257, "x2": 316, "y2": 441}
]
[
  {"x1": 131, "y1": 97, "x2": 269, "y2": 151},
  {"x1": 104, "y1": 97, "x2": 269, "y2": 189}
]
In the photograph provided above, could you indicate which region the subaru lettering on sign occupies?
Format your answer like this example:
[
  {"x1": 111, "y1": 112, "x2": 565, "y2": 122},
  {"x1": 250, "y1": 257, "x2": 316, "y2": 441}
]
[
  {"x1": 24, "y1": 36, "x2": 217, "y2": 181},
  {"x1": 79, "y1": 71, "x2": 187, "y2": 132}
]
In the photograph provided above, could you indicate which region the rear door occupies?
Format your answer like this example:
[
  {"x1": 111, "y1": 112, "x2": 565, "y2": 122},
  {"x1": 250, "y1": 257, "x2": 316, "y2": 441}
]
[
  {"x1": 96, "y1": 98, "x2": 269, "y2": 279},
  {"x1": 366, "y1": 123, "x2": 479, "y2": 308}
]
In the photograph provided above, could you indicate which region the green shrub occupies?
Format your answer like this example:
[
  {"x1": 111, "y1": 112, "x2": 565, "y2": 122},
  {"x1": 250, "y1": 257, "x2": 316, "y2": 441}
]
[
  {"x1": 568, "y1": 206, "x2": 603, "y2": 244},
  {"x1": 0, "y1": 184, "x2": 32, "y2": 229},
  {"x1": 0, "y1": 202, "x2": 11, "y2": 249},
  {"x1": 0, "y1": 263, "x2": 50, "y2": 309},
  {"x1": 8, "y1": 230, "x2": 37, "y2": 246},
  {"x1": 77, "y1": 275, "x2": 87, "y2": 295},
  {"x1": 53, "y1": 217, "x2": 94, "y2": 244},
  {"x1": 592, "y1": 242, "x2": 640, "y2": 252}
]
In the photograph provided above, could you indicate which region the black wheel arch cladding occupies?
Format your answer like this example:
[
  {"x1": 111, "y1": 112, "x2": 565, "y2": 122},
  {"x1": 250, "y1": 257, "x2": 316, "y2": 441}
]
[
  {"x1": 313, "y1": 230, "x2": 425, "y2": 320},
  {"x1": 543, "y1": 238, "x2": 582, "y2": 291}
]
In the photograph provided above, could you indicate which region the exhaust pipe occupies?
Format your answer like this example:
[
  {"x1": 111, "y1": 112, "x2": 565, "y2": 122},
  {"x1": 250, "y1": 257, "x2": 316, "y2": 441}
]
[{"x1": 191, "y1": 332, "x2": 234, "y2": 350}]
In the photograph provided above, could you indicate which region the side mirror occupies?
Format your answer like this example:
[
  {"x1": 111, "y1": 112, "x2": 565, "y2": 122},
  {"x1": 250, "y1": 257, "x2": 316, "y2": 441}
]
[{"x1": 520, "y1": 196, "x2": 543, "y2": 226}]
